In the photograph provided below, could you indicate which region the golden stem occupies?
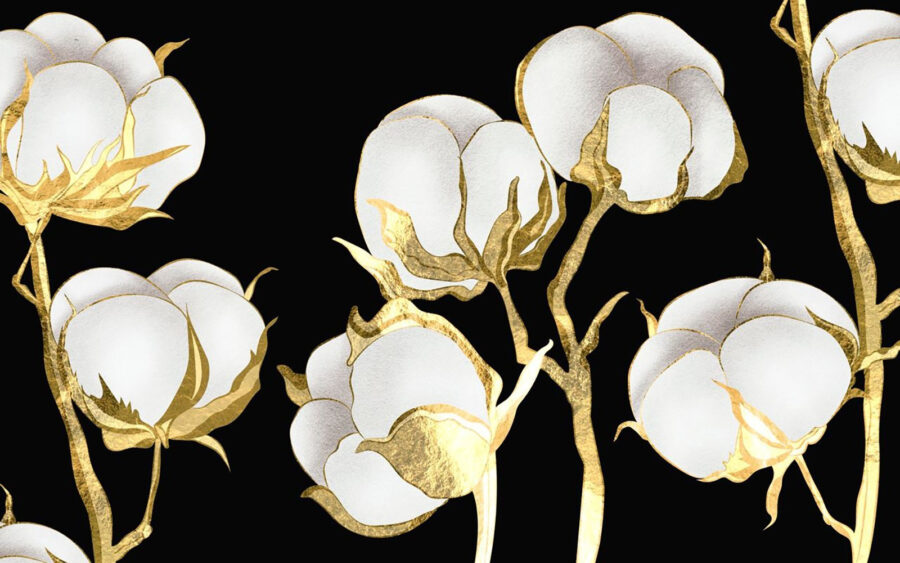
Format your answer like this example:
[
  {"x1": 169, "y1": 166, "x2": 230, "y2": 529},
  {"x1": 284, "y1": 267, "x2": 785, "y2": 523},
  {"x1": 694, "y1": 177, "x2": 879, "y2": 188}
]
[
  {"x1": 113, "y1": 439, "x2": 163, "y2": 559},
  {"x1": 472, "y1": 454, "x2": 497, "y2": 563},
  {"x1": 783, "y1": 1, "x2": 882, "y2": 560},
  {"x1": 27, "y1": 234, "x2": 116, "y2": 562},
  {"x1": 795, "y1": 456, "x2": 854, "y2": 540}
]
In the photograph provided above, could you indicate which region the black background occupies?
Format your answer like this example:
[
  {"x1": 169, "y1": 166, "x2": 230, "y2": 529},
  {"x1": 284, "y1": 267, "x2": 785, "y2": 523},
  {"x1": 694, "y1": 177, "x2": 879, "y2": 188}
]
[{"x1": 1, "y1": 2, "x2": 897, "y2": 561}]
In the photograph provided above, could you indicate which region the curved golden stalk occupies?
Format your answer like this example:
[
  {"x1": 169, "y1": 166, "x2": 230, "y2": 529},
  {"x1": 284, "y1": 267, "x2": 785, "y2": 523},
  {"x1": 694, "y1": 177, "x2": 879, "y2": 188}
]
[
  {"x1": 114, "y1": 440, "x2": 163, "y2": 559},
  {"x1": 473, "y1": 454, "x2": 498, "y2": 563}
]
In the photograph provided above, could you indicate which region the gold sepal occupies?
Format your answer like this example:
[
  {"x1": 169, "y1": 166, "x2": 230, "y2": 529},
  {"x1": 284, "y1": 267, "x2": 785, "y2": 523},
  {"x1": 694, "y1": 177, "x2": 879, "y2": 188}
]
[{"x1": 301, "y1": 485, "x2": 437, "y2": 538}]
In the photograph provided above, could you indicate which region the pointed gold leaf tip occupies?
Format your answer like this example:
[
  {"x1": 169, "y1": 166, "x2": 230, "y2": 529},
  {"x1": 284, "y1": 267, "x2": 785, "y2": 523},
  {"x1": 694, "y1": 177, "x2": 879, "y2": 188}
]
[
  {"x1": 278, "y1": 364, "x2": 312, "y2": 407},
  {"x1": 491, "y1": 340, "x2": 552, "y2": 450},
  {"x1": 764, "y1": 462, "x2": 790, "y2": 530},
  {"x1": 0, "y1": 483, "x2": 14, "y2": 525},
  {"x1": 192, "y1": 435, "x2": 231, "y2": 471},
  {"x1": 244, "y1": 266, "x2": 277, "y2": 300},
  {"x1": 757, "y1": 239, "x2": 775, "y2": 281},
  {"x1": 154, "y1": 39, "x2": 189, "y2": 74},
  {"x1": 636, "y1": 299, "x2": 658, "y2": 337},
  {"x1": 614, "y1": 420, "x2": 647, "y2": 442}
]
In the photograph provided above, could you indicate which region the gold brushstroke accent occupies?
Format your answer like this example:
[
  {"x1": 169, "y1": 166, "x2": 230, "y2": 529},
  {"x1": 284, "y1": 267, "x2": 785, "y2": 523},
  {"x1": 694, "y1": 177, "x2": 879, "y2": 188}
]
[
  {"x1": 0, "y1": 483, "x2": 14, "y2": 525},
  {"x1": 301, "y1": 485, "x2": 436, "y2": 538},
  {"x1": 582, "y1": 292, "x2": 629, "y2": 355},
  {"x1": 613, "y1": 420, "x2": 647, "y2": 442},
  {"x1": 192, "y1": 435, "x2": 230, "y2": 470},
  {"x1": 773, "y1": 3, "x2": 886, "y2": 558},
  {"x1": 277, "y1": 364, "x2": 312, "y2": 407},
  {"x1": 244, "y1": 266, "x2": 277, "y2": 300},
  {"x1": 154, "y1": 39, "x2": 188, "y2": 74},
  {"x1": 806, "y1": 309, "x2": 860, "y2": 367},
  {"x1": 764, "y1": 461, "x2": 791, "y2": 529},
  {"x1": 636, "y1": 299, "x2": 658, "y2": 337},
  {"x1": 490, "y1": 341, "x2": 552, "y2": 450},
  {"x1": 758, "y1": 239, "x2": 775, "y2": 282}
]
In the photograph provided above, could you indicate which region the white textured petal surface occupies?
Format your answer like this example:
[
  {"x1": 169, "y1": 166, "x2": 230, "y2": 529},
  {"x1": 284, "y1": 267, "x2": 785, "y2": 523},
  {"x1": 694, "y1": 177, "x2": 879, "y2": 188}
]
[
  {"x1": 811, "y1": 10, "x2": 900, "y2": 88},
  {"x1": 350, "y1": 327, "x2": 488, "y2": 439},
  {"x1": 130, "y1": 77, "x2": 205, "y2": 209},
  {"x1": 64, "y1": 295, "x2": 188, "y2": 424},
  {"x1": 826, "y1": 39, "x2": 900, "y2": 156},
  {"x1": 324, "y1": 434, "x2": 446, "y2": 525},
  {"x1": 720, "y1": 316, "x2": 851, "y2": 441},
  {"x1": 306, "y1": 335, "x2": 353, "y2": 406},
  {"x1": 167, "y1": 281, "x2": 265, "y2": 406},
  {"x1": 149, "y1": 259, "x2": 244, "y2": 295},
  {"x1": 16, "y1": 62, "x2": 126, "y2": 184},
  {"x1": 92, "y1": 38, "x2": 161, "y2": 100},
  {"x1": 519, "y1": 26, "x2": 632, "y2": 180},
  {"x1": 382, "y1": 95, "x2": 500, "y2": 149},
  {"x1": 641, "y1": 350, "x2": 736, "y2": 479},
  {"x1": 629, "y1": 329, "x2": 719, "y2": 417},
  {"x1": 736, "y1": 280, "x2": 858, "y2": 340},
  {"x1": 667, "y1": 67, "x2": 736, "y2": 197},
  {"x1": 657, "y1": 277, "x2": 761, "y2": 342},
  {"x1": 356, "y1": 116, "x2": 470, "y2": 290},
  {"x1": 599, "y1": 13, "x2": 724, "y2": 92},
  {"x1": 461, "y1": 121, "x2": 553, "y2": 250},
  {"x1": 291, "y1": 399, "x2": 357, "y2": 486},
  {"x1": 0, "y1": 30, "x2": 54, "y2": 114},
  {"x1": 50, "y1": 267, "x2": 168, "y2": 342},
  {"x1": 25, "y1": 13, "x2": 105, "y2": 61},
  {"x1": 605, "y1": 85, "x2": 692, "y2": 202},
  {"x1": 0, "y1": 522, "x2": 90, "y2": 563}
]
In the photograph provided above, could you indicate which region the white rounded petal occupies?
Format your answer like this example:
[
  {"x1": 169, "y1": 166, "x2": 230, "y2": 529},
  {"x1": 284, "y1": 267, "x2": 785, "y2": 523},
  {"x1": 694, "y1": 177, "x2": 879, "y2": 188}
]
[
  {"x1": 167, "y1": 281, "x2": 265, "y2": 407},
  {"x1": 640, "y1": 350, "x2": 736, "y2": 479},
  {"x1": 64, "y1": 295, "x2": 188, "y2": 425},
  {"x1": 92, "y1": 37, "x2": 161, "y2": 100},
  {"x1": 0, "y1": 522, "x2": 90, "y2": 563},
  {"x1": 657, "y1": 277, "x2": 761, "y2": 342},
  {"x1": 811, "y1": 10, "x2": 900, "y2": 88},
  {"x1": 736, "y1": 280, "x2": 858, "y2": 340},
  {"x1": 382, "y1": 95, "x2": 500, "y2": 149},
  {"x1": 355, "y1": 116, "x2": 470, "y2": 290},
  {"x1": 16, "y1": 62, "x2": 126, "y2": 184},
  {"x1": 130, "y1": 77, "x2": 205, "y2": 209},
  {"x1": 825, "y1": 39, "x2": 900, "y2": 156},
  {"x1": 50, "y1": 267, "x2": 168, "y2": 342},
  {"x1": 148, "y1": 258, "x2": 244, "y2": 295},
  {"x1": 350, "y1": 326, "x2": 488, "y2": 439},
  {"x1": 25, "y1": 13, "x2": 105, "y2": 61},
  {"x1": 605, "y1": 85, "x2": 692, "y2": 202},
  {"x1": 306, "y1": 335, "x2": 353, "y2": 406},
  {"x1": 291, "y1": 399, "x2": 357, "y2": 486},
  {"x1": 0, "y1": 30, "x2": 54, "y2": 114},
  {"x1": 667, "y1": 67, "x2": 736, "y2": 197},
  {"x1": 324, "y1": 434, "x2": 446, "y2": 525},
  {"x1": 599, "y1": 13, "x2": 724, "y2": 92},
  {"x1": 720, "y1": 316, "x2": 851, "y2": 441},
  {"x1": 519, "y1": 26, "x2": 632, "y2": 180},
  {"x1": 629, "y1": 329, "x2": 719, "y2": 417},
  {"x1": 461, "y1": 121, "x2": 554, "y2": 250}
]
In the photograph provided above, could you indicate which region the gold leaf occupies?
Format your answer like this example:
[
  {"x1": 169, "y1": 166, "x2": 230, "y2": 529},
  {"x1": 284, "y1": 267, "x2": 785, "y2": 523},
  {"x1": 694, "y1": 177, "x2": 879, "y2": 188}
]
[
  {"x1": 302, "y1": 485, "x2": 436, "y2": 538},
  {"x1": 806, "y1": 308, "x2": 859, "y2": 367},
  {"x1": 0, "y1": 483, "x2": 15, "y2": 525},
  {"x1": 864, "y1": 180, "x2": 900, "y2": 204},
  {"x1": 571, "y1": 100, "x2": 619, "y2": 192},
  {"x1": 513, "y1": 181, "x2": 568, "y2": 271},
  {"x1": 192, "y1": 435, "x2": 230, "y2": 470},
  {"x1": 480, "y1": 178, "x2": 521, "y2": 282},
  {"x1": 692, "y1": 123, "x2": 749, "y2": 202},
  {"x1": 357, "y1": 405, "x2": 491, "y2": 499},
  {"x1": 167, "y1": 319, "x2": 275, "y2": 440},
  {"x1": 636, "y1": 299, "x2": 658, "y2": 337},
  {"x1": 613, "y1": 420, "x2": 647, "y2": 441},
  {"x1": 846, "y1": 124, "x2": 900, "y2": 184},
  {"x1": 510, "y1": 169, "x2": 554, "y2": 254},
  {"x1": 582, "y1": 291, "x2": 629, "y2": 355},
  {"x1": 277, "y1": 364, "x2": 312, "y2": 407},
  {"x1": 453, "y1": 161, "x2": 487, "y2": 266},
  {"x1": 758, "y1": 239, "x2": 775, "y2": 282},
  {"x1": 156, "y1": 316, "x2": 210, "y2": 425},
  {"x1": 0, "y1": 65, "x2": 32, "y2": 179},
  {"x1": 244, "y1": 266, "x2": 277, "y2": 300},
  {"x1": 491, "y1": 341, "x2": 552, "y2": 450},
  {"x1": 154, "y1": 39, "x2": 189, "y2": 74},
  {"x1": 857, "y1": 339, "x2": 900, "y2": 372},
  {"x1": 368, "y1": 198, "x2": 481, "y2": 282},
  {"x1": 764, "y1": 461, "x2": 791, "y2": 530}
]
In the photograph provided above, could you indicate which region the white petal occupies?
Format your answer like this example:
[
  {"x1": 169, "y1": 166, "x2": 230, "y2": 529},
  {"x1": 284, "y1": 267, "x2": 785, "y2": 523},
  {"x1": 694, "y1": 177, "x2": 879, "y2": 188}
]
[
  {"x1": 291, "y1": 399, "x2": 357, "y2": 486},
  {"x1": 49, "y1": 267, "x2": 168, "y2": 342},
  {"x1": 599, "y1": 13, "x2": 724, "y2": 92},
  {"x1": 629, "y1": 329, "x2": 719, "y2": 417},
  {"x1": 130, "y1": 77, "x2": 205, "y2": 209},
  {"x1": 350, "y1": 326, "x2": 488, "y2": 439},
  {"x1": 167, "y1": 281, "x2": 265, "y2": 407},
  {"x1": 667, "y1": 67, "x2": 736, "y2": 197},
  {"x1": 736, "y1": 280, "x2": 858, "y2": 340},
  {"x1": 825, "y1": 38, "x2": 900, "y2": 156},
  {"x1": 0, "y1": 30, "x2": 54, "y2": 114},
  {"x1": 657, "y1": 277, "x2": 761, "y2": 342},
  {"x1": 306, "y1": 335, "x2": 353, "y2": 406},
  {"x1": 148, "y1": 258, "x2": 244, "y2": 295},
  {"x1": 461, "y1": 121, "x2": 554, "y2": 250},
  {"x1": 811, "y1": 10, "x2": 900, "y2": 88},
  {"x1": 0, "y1": 522, "x2": 90, "y2": 563},
  {"x1": 25, "y1": 13, "x2": 105, "y2": 61},
  {"x1": 640, "y1": 350, "x2": 736, "y2": 479},
  {"x1": 720, "y1": 316, "x2": 851, "y2": 441},
  {"x1": 64, "y1": 295, "x2": 188, "y2": 424},
  {"x1": 355, "y1": 116, "x2": 471, "y2": 290},
  {"x1": 324, "y1": 434, "x2": 446, "y2": 525},
  {"x1": 518, "y1": 26, "x2": 633, "y2": 180},
  {"x1": 605, "y1": 85, "x2": 692, "y2": 201},
  {"x1": 16, "y1": 62, "x2": 126, "y2": 184},
  {"x1": 92, "y1": 37, "x2": 161, "y2": 100},
  {"x1": 382, "y1": 95, "x2": 500, "y2": 149}
]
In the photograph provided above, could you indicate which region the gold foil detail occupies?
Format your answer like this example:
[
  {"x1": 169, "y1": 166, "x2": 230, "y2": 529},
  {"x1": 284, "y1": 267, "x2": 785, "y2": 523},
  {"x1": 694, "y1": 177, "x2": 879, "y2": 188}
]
[{"x1": 300, "y1": 486, "x2": 436, "y2": 538}]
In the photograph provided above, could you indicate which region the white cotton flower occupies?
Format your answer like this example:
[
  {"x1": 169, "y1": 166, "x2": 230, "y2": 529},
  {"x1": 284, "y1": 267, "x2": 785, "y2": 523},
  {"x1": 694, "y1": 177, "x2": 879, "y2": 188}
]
[{"x1": 0, "y1": 521, "x2": 90, "y2": 563}]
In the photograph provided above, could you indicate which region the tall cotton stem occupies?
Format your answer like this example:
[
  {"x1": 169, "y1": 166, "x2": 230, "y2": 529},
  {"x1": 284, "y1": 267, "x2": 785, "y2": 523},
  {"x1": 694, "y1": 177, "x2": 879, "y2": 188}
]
[{"x1": 473, "y1": 454, "x2": 497, "y2": 563}]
